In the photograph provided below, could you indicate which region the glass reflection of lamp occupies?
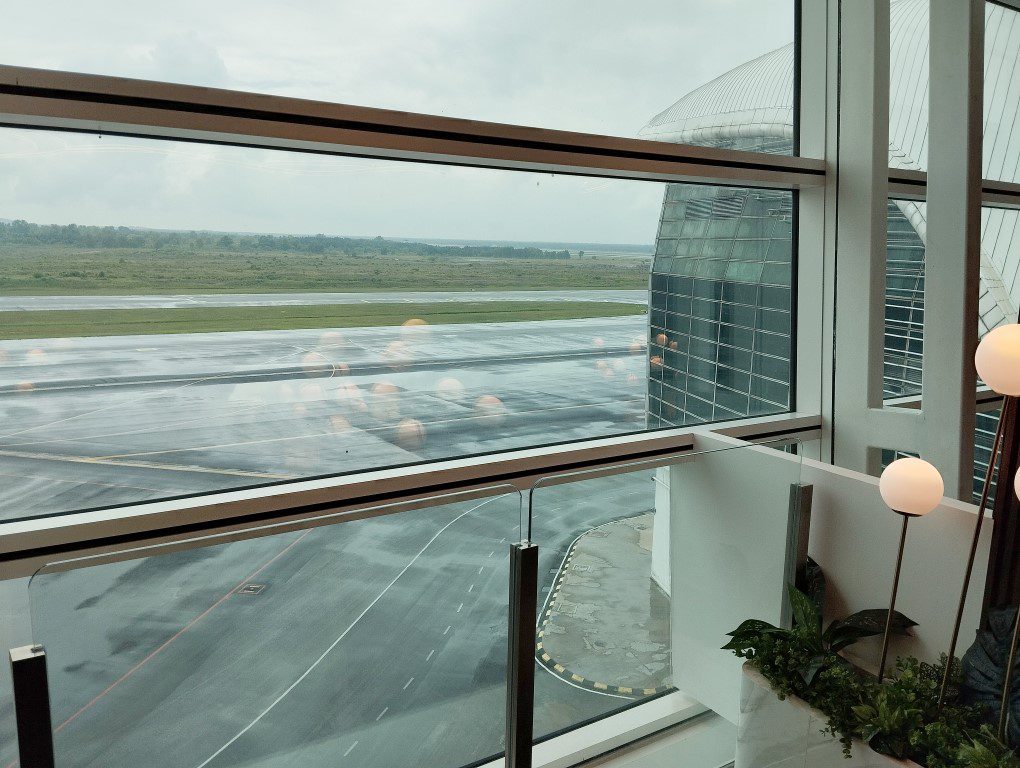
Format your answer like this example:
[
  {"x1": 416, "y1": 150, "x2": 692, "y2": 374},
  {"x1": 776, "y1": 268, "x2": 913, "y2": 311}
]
[
  {"x1": 878, "y1": 458, "x2": 943, "y2": 682},
  {"x1": 940, "y1": 323, "x2": 1020, "y2": 707}
]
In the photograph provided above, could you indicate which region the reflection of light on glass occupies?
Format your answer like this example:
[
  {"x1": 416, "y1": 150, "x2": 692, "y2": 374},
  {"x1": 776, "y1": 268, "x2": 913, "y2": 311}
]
[
  {"x1": 650, "y1": 355, "x2": 663, "y2": 369},
  {"x1": 629, "y1": 336, "x2": 646, "y2": 353},
  {"x1": 49, "y1": 338, "x2": 74, "y2": 350},
  {"x1": 318, "y1": 331, "x2": 347, "y2": 349},
  {"x1": 595, "y1": 359, "x2": 608, "y2": 371},
  {"x1": 475, "y1": 394, "x2": 506, "y2": 425},
  {"x1": 383, "y1": 340, "x2": 412, "y2": 369},
  {"x1": 627, "y1": 373, "x2": 639, "y2": 384},
  {"x1": 16, "y1": 381, "x2": 34, "y2": 393},
  {"x1": 335, "y1": 382, "x2": 366, "y2": 411},
  {"x1": 301, "y1": 352, "x2": 331, "y2": 377},
  {"x1": 26, "y1": 348, "x2": 46, "y2": 364},
  {"x1": 371, "y1": 381, "x2": 400, "y2": 421},
  {"x1": 612, "y1": 359, "x2": 625, "y2": 372},
  {"x1": 293, "y1": 403, "x2": 308, "y2": 415},
  {"x1": 436, "y1": 377, "x2": 465, "y2": 401},
  {"x1": 592, "y1": 336, "x2": 605, "y2": 348},
  {"x1": 279, "y1": 382, "x2": 295, "y2": 400},
  {"x1": 396, "y1": 418, "x2": 426, "y2": 450},
  {"x1": 0, "y1": 349, "x2": 9, "y2": 364},
  {"x1": 330, "y1": 414, "x2": 352, "y2": 433},
  {"x1": 333, "y1": 361, "x2": 351, "y2": 377},
  {"x1": 299, "y1": 383, "x2": 324, "y2": 401},
  {"x1": 601, "y1": 366, "x2": 615, "y2": 379}
]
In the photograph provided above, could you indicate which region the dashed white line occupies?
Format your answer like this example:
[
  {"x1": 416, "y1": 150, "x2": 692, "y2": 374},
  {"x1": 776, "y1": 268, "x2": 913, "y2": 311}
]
[
  {"x1": 457, "y1": 603, "x2": 464, "y2": 613},
  {"x1": 443, "y1": 625, "x2": 452, "y2": 635},
  {"x1": 376, "y1": 707, "x2": 388, "y2": 721},
  {"x1": 426, "y1": 649, "x2": 435, "y2": 662},
  {"x1": 468, "y1": 584, "x2": 474, "y2": 593},
  {"x1": 343, "y1": 741, "x2": 359, "y2": 757},
  {"x1": 488, "y1": 551, "x2": 495, "y2": 557},
  {"x1": 190, "y1": 497, "x2": 499, "y2": 768},
  {"x1": 499, "y1": 538, "x2": 506, "y2": 544},
  {"x1": 403, "y1": 677, "x2": 414, "y2": 690}
]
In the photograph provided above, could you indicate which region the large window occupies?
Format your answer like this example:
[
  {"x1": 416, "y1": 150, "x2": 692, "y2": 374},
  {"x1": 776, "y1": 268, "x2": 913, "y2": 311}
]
[
  {"x1": 0, "y1": 1, "x2": 795, "y2": 141},
  {"x1": 0, "y1": 128, "x2": 671, "y2": 521}
]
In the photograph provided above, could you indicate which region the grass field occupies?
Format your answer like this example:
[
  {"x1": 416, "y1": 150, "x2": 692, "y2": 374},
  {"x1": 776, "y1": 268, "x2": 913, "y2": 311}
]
[
  {"x1": 0, "y1": 245, "x2": 649, "y2": 295},
  {"x1": 0, "y1": 301, "x2": 645, "y2": 340}
]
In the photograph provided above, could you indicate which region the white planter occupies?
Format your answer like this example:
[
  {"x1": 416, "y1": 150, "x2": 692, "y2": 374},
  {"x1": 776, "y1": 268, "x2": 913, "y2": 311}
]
[{"x1": 735, "y1": 664, "x2": 921, "y2": 768}]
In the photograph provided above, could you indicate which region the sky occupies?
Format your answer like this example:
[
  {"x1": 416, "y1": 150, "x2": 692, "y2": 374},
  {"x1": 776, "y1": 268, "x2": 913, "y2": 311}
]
[{"x1": 0, "y1": 1, "x2": 794, "y2": 244}]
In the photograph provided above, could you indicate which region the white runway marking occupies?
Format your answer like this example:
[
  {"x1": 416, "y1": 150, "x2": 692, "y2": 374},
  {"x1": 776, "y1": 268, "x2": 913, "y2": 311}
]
[
  {"x1": 376, "y1": 707, "x2": 388, "y2": 721},
  {"x1": 478, "y1": 566, "x2": 484, "y2": 575},
  {"x1": 443, "y1": 625, "x2": 451, "y2": 635},
  {"x1": 343, "y1": 741, "x2": 358, "y2": 757},
  {"x1": 403, "y1": 677, "x2": 414, "y2": 690},
  {"x1": 191, "y1": 496, "x2": 500, "y2": 768},
  {"x1": 468, "y1": 584, "x2": 474, "y2": 593},
  {"x1": 426, "y1": 649, "x2": 435, "y2": 662},
  {"x1": 457, "y1": 603, "x2": 463, "y2": 613}
]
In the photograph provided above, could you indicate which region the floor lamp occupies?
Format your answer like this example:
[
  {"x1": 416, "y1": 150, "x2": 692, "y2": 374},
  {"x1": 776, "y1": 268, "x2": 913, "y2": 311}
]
[
  {"x1": 877, "y1": 457, "x2": 943, "y2": 682},
  {"x1": 938, "y1": 323, "x2": 1020, "y2": 710}
]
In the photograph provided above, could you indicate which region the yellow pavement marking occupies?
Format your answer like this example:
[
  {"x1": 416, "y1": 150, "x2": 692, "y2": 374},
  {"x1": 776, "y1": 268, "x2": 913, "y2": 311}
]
[
  {"x1": 571, "y1": 674, "x2": 585, "y2": 683},
  {"x1": 618, "y1": 686, "x2": 633, "y2": 695},
  {"x1": 594, "y1": 682, "x2": 609, "y2": 691},
  {"x1": 0, "y1": 448, "x2": 293, "y2": 480}
]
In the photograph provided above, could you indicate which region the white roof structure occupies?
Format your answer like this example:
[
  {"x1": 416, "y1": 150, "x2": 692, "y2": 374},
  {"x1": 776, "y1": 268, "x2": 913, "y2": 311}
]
[{"x1": 639, "y1": 0, "x2": 1019, "y2": 335}]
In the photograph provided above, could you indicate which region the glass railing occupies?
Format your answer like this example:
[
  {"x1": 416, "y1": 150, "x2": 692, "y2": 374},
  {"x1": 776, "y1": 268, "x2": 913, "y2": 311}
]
[
  {"x1": 8, "y1": 438, "x2": 807, "y2": 768},
  {"x1": 23, "y1": 487, "x2": 522, "y2": 768},
  {"x1": 529, "y1": 438, "x2": 803, "y2": 749}
]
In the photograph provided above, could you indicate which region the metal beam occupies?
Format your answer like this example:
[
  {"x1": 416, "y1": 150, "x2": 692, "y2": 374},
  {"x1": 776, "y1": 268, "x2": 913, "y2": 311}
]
[{"x1": 0, "y1": 65, "x2": 825, "y2": 190}]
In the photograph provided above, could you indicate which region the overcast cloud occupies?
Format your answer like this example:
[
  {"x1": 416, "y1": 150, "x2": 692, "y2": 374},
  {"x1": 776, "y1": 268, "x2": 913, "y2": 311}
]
[{"x1": 0, "y1": 1, "x2": 792, "y2": 243}]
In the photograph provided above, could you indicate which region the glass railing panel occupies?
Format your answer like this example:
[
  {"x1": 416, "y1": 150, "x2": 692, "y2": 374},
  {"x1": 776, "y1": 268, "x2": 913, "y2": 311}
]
[
  {"x1": 23, "y1": 486, "x2": 521, "y2": 768},
  {"x1": 528, "y1": 439, "x2": 803, "y2": 753}
]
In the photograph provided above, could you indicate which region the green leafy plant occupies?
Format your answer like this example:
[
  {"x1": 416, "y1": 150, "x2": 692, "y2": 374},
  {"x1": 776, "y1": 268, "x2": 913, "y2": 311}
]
[
  {"x1": 725, "y1": 585, "x2": 990, "y2": 765},
  {"x1": 954, "y1": 727, "x2": 1020, "y2": 768}
]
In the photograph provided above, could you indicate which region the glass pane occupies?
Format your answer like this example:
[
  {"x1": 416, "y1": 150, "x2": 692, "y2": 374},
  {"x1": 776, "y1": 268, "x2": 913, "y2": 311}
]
[
  {"x1": 26, "y1": 487, "x2": 520, "y2": 768},
  {"x1": 889, "y1": 1, "x2": 1020, "y2": 179},
  {"x1": 528, "y1": 439, "x2": 802, "y2": 755},
  {"x1": 884, "y1": 199, "x2": 926, "y2": 398},
  {"x1": 0, "y1": 127, "x2": 659, "y2": 521},
  {"x1": 648, "y1": 184, "x2": 794, "y2": 427},
  {"x1": 1, "y1": 1, "x2": 795, "y2": 145}
]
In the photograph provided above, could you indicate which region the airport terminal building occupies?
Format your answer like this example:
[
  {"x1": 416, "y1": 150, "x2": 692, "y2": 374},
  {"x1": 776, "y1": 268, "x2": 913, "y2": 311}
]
[{"x1": 642, "y1": 0, "x2": 1017, "y2": 500}]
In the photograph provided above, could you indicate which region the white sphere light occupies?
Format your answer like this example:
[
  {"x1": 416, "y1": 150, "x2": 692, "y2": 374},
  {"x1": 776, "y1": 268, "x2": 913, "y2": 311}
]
[
  {"x1": 975, "y1": 323, "x2": 1020, "y2": 396},
  {"x1": 1014, "y1": 466, "x2": 1020, "y2": 503},
  {"x1": 879, "y1": 457, "x2": 944, "y2": 517}
]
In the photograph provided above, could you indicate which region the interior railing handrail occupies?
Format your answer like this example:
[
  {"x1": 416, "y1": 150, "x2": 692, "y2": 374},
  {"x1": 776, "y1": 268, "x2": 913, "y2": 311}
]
[{"x1": 0, "y1": 413, "x2": 821, "y2": 580}]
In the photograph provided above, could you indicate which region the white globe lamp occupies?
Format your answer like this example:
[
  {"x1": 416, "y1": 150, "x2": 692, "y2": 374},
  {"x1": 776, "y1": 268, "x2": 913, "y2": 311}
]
[{"x1": 877, "y1": 458, "x2": 942, "y2": 682}]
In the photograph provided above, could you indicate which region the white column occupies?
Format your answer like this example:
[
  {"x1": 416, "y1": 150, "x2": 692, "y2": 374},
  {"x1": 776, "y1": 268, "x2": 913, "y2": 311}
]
[{"x1": 922, "y1": 0, "x2": 983, "y2": 499}]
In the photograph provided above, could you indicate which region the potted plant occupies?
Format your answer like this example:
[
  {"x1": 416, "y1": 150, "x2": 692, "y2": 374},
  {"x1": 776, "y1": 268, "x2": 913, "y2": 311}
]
[{"x1": 725, "y1": 586, "x2": 1018, "y2": 767}]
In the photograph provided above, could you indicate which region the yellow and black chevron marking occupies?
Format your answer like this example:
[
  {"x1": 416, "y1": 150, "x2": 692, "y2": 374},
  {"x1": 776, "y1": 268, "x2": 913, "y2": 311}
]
[{"x1": 534, "y1": 535, "x2": 671, "y2": 699}]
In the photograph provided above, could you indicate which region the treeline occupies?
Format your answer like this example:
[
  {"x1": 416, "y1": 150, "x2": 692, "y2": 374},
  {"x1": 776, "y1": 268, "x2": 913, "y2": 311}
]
[{"x1": 0, "y1": 220, "x2": 571, "y2": 260}]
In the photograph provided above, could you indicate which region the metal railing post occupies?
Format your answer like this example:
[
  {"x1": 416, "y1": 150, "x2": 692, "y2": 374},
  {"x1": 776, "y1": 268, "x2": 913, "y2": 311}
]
[
  {"x1": 9, "y1": 645, "x2": 55, "y2": 768},
  {"x1": 506, "y1": 542, "x2": 538, "y2": 768}
]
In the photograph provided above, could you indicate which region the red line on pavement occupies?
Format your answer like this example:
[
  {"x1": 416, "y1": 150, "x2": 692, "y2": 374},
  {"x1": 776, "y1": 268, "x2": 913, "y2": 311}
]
[{"x1": 2, "y1": 528, "x2": 312, "y2": 768}]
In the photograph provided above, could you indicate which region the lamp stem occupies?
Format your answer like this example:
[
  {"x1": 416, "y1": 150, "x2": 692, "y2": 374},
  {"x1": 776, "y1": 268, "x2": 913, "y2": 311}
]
[
  {"x1": 939, "y1": 395, "x2": 1014, "y2": 707},
  {"x1": 879, "y1": 512, "x2": 911, "y2": 683}
]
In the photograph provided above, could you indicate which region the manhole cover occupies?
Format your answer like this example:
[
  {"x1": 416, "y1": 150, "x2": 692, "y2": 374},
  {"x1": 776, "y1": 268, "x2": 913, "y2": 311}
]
[{"x1": 238, "y1": 583, "x2": 266, "y2": 596}]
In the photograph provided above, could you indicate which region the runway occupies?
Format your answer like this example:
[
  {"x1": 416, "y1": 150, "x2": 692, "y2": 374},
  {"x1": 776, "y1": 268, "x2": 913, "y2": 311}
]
[
  {"x1": 0, "y1": 289, "x2": 648, "y2": 313},
  {"x1": 0, "y1": 313, "x2": 664, "y2": 768}
]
